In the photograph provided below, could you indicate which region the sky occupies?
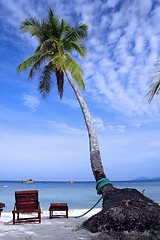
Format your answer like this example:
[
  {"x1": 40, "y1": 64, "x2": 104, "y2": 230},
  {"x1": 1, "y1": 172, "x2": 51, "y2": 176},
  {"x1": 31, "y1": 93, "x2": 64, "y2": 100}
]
[{"x1": 0, "y1": 0, "x2": 160, "y2": 182}]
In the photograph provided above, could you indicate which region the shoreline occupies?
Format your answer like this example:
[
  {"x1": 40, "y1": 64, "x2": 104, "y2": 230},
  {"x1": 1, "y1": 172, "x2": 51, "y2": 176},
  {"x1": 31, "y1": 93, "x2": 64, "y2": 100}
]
[{"x1": 0, "y1": 208, "x2": 101, "y2": 240}]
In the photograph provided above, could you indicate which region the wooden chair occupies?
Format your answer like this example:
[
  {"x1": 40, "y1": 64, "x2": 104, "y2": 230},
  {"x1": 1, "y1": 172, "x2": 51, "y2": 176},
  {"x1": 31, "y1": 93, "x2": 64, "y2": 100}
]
[
  {"x1": 0, "y1": 203, "x2": 5, "y2": 218},
  {"x1": 12, "y1": 190, "x2": 41, "y2": 224}
]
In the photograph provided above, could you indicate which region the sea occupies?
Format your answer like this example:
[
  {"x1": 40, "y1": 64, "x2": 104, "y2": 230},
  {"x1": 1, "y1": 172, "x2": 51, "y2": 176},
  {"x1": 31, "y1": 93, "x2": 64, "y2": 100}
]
[{"x1": 0, "y1": 180, "x2": 160, "y2": 212}]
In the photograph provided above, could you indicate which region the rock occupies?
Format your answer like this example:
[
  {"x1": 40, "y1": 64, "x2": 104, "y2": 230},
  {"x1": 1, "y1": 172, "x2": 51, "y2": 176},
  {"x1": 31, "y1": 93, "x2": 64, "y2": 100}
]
[{"x1": 82, "y1": 187, "x2": 160, "y2": 238}]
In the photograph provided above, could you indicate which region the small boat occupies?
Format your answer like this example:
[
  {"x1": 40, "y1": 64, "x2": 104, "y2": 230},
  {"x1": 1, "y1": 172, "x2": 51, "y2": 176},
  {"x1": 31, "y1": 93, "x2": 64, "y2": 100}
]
[
  {"x1": 68, "y1": 181, "x2": 76, "y2": 184},
  {"x1": 21, "y1": 179, "x2": 34, "y2": 184}
]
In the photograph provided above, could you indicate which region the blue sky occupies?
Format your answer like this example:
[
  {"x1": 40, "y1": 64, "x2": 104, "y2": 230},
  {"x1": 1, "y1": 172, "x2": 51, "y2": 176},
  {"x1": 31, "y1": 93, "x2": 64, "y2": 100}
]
[{"x1": 0, "y1": 0, "x2": 160, "y2": 181}]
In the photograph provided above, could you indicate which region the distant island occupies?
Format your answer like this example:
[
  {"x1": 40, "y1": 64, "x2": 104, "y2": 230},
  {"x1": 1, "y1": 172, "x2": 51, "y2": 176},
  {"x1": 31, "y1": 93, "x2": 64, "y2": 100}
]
[{"x1": 21, "y1": 179, "x2": 34, "y2": 184}]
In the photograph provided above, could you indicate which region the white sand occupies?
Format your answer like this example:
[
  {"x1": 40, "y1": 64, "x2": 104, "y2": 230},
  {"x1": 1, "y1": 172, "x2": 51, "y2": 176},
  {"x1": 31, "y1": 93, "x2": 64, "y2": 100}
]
[{"x1": 0, "y1": 208, "x2": 101, "y2": 240}]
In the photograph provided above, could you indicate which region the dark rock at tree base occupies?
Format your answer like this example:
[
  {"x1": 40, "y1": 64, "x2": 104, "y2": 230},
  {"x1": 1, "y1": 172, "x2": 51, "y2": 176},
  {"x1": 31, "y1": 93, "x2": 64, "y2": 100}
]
[{"x1": 82, "y1": 188, "x2": 160, "y2": 239}]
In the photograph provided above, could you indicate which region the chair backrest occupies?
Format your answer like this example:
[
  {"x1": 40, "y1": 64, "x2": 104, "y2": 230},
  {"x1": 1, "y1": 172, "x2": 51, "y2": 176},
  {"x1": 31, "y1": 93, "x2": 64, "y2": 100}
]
[
  {"x1": 15, "y1": 190, "x2": 39, "y2": 211},
  {"x1": 0, "y1": 203, "x2": 5, "y2": 208}
]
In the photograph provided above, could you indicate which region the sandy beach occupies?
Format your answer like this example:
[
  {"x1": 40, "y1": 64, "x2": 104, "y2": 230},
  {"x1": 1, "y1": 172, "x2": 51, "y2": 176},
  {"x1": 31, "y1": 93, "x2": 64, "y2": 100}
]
[{"x1": 0, "y1": 209, "x2": 101, "y2": 240}]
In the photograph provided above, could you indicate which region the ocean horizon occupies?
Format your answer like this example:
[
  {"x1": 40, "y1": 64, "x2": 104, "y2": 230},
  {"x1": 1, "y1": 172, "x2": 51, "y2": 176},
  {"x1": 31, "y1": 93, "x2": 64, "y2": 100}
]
[{"x1": 0, "y1": 180, "x2": 160, "y2": 212}]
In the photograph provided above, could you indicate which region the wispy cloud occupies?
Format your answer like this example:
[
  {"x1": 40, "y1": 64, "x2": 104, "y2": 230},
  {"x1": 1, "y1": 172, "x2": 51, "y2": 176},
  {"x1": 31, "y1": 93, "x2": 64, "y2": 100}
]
[
  {"x1": 46, "y1": 120, "x2": 86, "y2": 135},
  {"x1": 22, "y1": 94, "x2": 40, "y2": 111},
  {"x1": 62, "y1": 97, "x2": 79, "y2": 109},
  {"x1": 107, "y1": 124, "x2": 126, "y2": 132},
  {"x1": 78, "y1": 0, "x2": 160, "y2": 118},
  {"x1": 1, "y1": 0, "x2": 160, "y2": 120},
  {"x1": 0, "y1": 128, "x2": 91, "y2": 180},
  {"x1": 132, "y1": 123, "x2": 141, "y2": 128},
  {"x1": 93, "y1": 117, "x2": 106, "y2": 131}
]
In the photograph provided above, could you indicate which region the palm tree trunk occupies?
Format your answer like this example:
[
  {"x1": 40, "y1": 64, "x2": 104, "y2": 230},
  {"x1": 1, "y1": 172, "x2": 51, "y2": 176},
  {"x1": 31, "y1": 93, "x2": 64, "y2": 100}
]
[{"x1": 65, "y1": 70, "x2": 113, "y2": 194}]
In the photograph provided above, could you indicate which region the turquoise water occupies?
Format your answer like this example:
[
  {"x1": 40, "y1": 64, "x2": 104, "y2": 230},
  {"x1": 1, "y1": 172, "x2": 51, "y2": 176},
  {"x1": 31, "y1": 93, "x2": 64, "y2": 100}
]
[{"x1": 0, "y1": 180, "x2": 160, "y2": 211}]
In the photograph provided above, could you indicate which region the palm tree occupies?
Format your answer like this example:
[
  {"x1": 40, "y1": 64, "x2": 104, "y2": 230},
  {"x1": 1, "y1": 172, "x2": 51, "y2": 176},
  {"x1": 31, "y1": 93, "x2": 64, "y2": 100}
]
[
  {"x1": 18, "y1": 8, "x2": 112, "y2": 194},
  {"x1": 147, "y1": 60, "x2": 160, "y2": 102}
]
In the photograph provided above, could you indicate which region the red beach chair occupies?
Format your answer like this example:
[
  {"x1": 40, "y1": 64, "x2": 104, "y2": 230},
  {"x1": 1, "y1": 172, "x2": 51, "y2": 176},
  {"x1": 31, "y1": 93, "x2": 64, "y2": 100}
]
[
  {"x1": 0, "y1": 203, "x2": 5, "y2": 218},
  {"x1": 12, "y1": 190, "x2": 41, "y2": 224}
]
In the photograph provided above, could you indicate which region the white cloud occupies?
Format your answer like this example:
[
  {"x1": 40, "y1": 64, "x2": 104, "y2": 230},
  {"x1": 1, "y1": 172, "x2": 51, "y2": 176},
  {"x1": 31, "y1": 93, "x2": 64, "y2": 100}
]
[
  {"x1": 100, "y1": 15, "x2": 110, "y2": 29},
  {"x1": 110, "y1": 11, "x2": 124, "y2": 29},
  {"x1": 125, "y1": 17, "x2": 138, "y2": 39},
  {"x1": 107, "y1": 124, "x2": 126, "y2": 132},
  {"x1": 46, "y1": 120, "x2": 86, "y2": 135},
  {"x1": 22, "y1": 94, "x2": 40, "y2": 111},
  {"x1": 62, "y1": 97, "x2": 79, "y2": 109},
  {"x1": 2, "y1": 0, "x2": 159, "y2": 120},
  {"x1": 106, "y1": 0, "x2": 118, "y2": 9},
  {"x1": 135, "y1": 36, "x2": 145, "y2": 54},
  {"x1": 139, "y1": 0, "x2": 152, "y2": 15},
  {"x1": 132, "y1": 123, "x2": 141, "y2": 128},
  {"x1": 92, "y1": 117, "x2": 106, "y2": 131},
  {"x1": 78, "y1": 0, "x2": 160, "y2": 119}
]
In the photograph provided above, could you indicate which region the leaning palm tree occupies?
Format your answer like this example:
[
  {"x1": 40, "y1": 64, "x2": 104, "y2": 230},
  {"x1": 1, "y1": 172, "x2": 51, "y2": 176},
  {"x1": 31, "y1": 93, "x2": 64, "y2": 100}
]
[
  {"x1": 18, "y1": 9, "x2": 111, "y2": 192},
  {"x1": 18, "y1": 8, "x2": 160, "y2": 236},
  {"x1": 147, "y1": 60, "x2": 160, "y2": 102}
]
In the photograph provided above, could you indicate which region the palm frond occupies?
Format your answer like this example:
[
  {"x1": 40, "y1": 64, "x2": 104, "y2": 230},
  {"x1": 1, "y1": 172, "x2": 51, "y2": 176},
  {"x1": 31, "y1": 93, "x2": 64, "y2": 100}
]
[
  {"x1": 75, "y1": 23, "x2": 88, "y2": 39},
  {"x1": 59, "y1": 19, "x2": 67, "y2": 39},
  {"x1": 64, "y1": 41, "x2": 87, "y2": 57},
  {"x1": 154, "y1": 59, "x2": 160, "y2": 67},
  {"x1": 50, "y1": 52, "x2": 85, "y2": 89},
  {"x1": 20, "y1": 18, "x2": 51, "y2": 45},
  {"x1": 39, "y1": 38, "x2": 58, "y2": 53},
  {"x1": 50, "y1": 52, "x2": 67, "y2": 72},
  {"x1": 146, "y1": 80, "x2": 160, "y2": 103},
  {"x1": 39, "y1": 63, "x2": 54, "y2": 97},
  {"x1": 146, "y1": 62, "x2": 160, "y2": 102},
  {"x1": 71, "y1": 70, "x2": 85, "y2": 90},
  {"x1": 20, "y1": 18, "x2": 43, "y2": 36},
  {"x1": 47, "y1": 8, "x2": 61, "y2": 38},
  {"x1": 64, "y1": 53, "x2": 85, "y2": 89},
  {"x1": 35, "y1": 45, "x2": 41, "y2": 52},
  {"x1": 17, "y1": 52, "x2": 43, "y2": 74},
  {"x1": 28, "y1": 51, "x2": 51, "y2": 79},
  {"x1": 63, "y1": 23, "x2": 88, "y2": 42}
]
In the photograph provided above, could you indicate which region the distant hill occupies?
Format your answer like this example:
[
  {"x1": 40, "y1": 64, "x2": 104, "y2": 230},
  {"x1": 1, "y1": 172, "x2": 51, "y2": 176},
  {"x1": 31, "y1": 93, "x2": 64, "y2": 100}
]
[
  {"x1": 152, "y1": 177, "x2": 160, "y2": 181},
  {"x1": 131, "y1": 177, "x2": 160, "y2": 181},
  {"x1": 131, "y1": 177, "x2": 150, "y2": 181}
]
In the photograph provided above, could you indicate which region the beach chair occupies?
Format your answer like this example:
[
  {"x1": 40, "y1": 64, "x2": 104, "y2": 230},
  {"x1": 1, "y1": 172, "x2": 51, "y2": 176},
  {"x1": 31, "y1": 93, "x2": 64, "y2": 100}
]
[
  {"x1": 12, "y1": 190, "x2": 41, "y2": 224},
  {"x1": 0, "y1": 203, "x2": 5, "y2": 218}
]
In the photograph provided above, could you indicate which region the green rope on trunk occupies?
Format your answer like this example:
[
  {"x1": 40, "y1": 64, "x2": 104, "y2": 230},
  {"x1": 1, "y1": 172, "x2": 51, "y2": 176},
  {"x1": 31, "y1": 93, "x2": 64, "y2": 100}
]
[
  {"x1": 96, "y1": 178, "x2": 112, "y2": 195},
  {"x1": 75, "y1": 178, "x2": 112, "y2": 218}
]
